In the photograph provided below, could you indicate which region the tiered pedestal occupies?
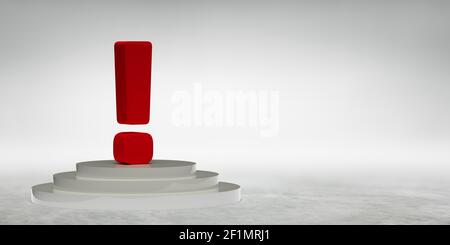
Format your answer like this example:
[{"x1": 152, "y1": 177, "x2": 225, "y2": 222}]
[{"x1": 31, "y1": 160, "x2": 241, "y2": 210}]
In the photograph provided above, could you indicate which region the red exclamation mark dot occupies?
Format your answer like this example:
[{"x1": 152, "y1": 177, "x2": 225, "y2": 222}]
[{"x1": 113, "y1": 41, "x2": 153, "y2": 164}]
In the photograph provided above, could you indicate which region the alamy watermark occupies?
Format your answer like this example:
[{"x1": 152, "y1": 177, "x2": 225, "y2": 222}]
[{"x1": 171, "y1": 83, "x2": 279, "y2": 137}]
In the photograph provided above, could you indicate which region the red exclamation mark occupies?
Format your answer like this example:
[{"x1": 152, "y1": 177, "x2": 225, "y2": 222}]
[{"x1": 113, "y1": 41, "x2": 153, "y2": 164}]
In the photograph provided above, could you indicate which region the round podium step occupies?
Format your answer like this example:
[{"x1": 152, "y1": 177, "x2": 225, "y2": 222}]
[
  {"x1": 76, "y1": 160, "x2": 196, "y2": 180},
  {"x1": 53, "y1": 170, "x2": 219, "y2": 194},
  {"x1": 31, "y1": 159, "x2": 241, "y2": 210},
  {"x1": 31, "y1": 182, "x2": 240, "y2": 210}
]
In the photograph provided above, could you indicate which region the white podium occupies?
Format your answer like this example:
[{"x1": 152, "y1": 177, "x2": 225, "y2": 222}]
[{"x1": 31, "y1": 160, "x2": 241, "y2": 210}]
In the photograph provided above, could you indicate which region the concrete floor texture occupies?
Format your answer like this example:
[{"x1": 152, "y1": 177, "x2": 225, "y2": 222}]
[{"x1": 2, "y1": 169, "x2": 450, "y2": 225}]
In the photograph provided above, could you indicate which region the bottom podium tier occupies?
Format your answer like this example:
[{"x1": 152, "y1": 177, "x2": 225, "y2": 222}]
[
  {"x1": 31, "y1": 182, "x2": 241, "y2": 210},
  {"x1": 31, "y1": 160, "x2": 241, "y2": 210}
]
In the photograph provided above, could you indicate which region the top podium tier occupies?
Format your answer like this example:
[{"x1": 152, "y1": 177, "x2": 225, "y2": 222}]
[{"x1": 76, "y1": 160, "x2": 196, "y2": 180}]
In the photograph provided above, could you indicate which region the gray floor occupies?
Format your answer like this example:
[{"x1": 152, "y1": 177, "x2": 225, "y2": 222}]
[{"x1": 1, "y1": 172, "x2": 450, "y2": 224}]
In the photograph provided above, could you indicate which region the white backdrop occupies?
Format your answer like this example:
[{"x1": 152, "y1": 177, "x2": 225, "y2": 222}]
[{"x1": 0, "y1": 0, "x2": 449, "y2": 181}]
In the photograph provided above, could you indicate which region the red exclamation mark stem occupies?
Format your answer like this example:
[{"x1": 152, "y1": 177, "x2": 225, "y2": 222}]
[{"x1": 113, "y1": 41, "x2": 153, "y2": 164}]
